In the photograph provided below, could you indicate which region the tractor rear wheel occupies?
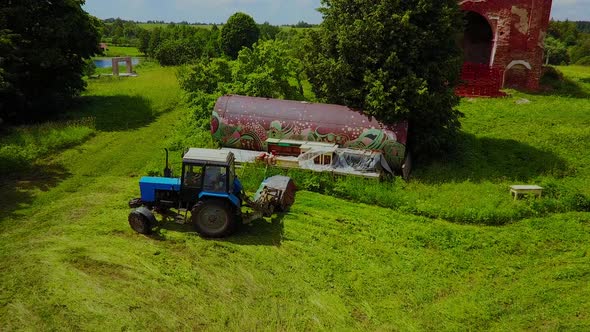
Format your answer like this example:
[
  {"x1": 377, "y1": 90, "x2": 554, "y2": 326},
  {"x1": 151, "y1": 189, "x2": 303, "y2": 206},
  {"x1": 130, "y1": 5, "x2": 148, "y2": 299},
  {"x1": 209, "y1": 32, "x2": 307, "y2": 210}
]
[
  {"x1": 128, "y1": 210, "x2": 152, "y2": 234},
  {"x1": 192, "y1": 200, "x2": 236, "y2": 238}
]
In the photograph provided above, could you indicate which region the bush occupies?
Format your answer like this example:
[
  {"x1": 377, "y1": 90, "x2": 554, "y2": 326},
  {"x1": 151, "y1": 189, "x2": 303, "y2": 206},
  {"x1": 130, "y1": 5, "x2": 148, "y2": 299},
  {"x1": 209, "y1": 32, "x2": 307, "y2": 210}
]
[
  {"x1": 154, "y1": 39, "x2": 200, "y2": 66},
  {"x1": 544, "y1": 36, "x2": 570, "y2": 65},
  {"x1": 575, "y1": 56, "x2": 590, "y2": 66},
  {"x1": 83, "y1": 59, "x2": 97, "y2": 77},
  {"x1": 178, "y1": 40, "x2": 305, "y2": 127}
]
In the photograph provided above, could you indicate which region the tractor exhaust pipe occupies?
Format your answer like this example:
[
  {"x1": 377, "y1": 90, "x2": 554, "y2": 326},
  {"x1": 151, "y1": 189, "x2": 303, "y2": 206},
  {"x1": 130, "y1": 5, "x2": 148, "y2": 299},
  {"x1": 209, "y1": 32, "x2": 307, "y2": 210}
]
[{"x1": 163, "y1": 148, "x2": 172, "y2": 177}]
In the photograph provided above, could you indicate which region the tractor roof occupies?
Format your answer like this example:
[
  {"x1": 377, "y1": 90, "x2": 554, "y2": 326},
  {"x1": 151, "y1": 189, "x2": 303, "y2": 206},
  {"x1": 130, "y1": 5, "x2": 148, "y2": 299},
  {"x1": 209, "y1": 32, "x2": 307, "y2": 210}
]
[{"x1": 183, "y1": 148, "x2": 234, "y2": 166}]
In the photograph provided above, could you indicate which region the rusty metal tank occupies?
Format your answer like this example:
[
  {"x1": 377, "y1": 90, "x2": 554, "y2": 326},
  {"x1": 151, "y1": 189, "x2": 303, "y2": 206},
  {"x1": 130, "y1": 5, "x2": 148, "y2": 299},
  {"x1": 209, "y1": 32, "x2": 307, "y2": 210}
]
[{"x1": 211, "y1": 95, "x2": 408, "y2": 170}]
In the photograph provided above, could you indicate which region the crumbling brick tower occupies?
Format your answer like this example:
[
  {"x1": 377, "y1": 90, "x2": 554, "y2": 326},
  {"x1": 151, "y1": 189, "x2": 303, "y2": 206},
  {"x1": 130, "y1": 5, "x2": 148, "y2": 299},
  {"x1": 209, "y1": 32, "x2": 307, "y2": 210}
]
[{"x1": 457, "y1": 0, "x2": 553, "y2": 96}]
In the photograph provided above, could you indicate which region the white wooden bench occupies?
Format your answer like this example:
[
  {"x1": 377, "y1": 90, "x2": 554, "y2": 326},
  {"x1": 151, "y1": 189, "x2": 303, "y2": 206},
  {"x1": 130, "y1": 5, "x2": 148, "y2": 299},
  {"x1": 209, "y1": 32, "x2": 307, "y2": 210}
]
[{"x1": 510, "y1": 185, "x2": 543, "y2": 200}]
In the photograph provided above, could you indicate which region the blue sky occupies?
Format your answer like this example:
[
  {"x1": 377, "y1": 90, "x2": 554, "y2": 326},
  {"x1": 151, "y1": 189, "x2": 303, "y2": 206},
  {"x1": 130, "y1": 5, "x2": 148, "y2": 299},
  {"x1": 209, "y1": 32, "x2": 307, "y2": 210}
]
[{"x1": 83, "y1": 0, "x2": 590, "y2": 25}]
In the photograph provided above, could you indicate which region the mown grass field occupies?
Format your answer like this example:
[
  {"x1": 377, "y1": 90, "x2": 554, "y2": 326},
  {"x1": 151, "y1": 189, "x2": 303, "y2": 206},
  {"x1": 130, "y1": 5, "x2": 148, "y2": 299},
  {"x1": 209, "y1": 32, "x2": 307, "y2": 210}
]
[{"x1": 0, "y1": 64, "x2": 589, "y2": 330}]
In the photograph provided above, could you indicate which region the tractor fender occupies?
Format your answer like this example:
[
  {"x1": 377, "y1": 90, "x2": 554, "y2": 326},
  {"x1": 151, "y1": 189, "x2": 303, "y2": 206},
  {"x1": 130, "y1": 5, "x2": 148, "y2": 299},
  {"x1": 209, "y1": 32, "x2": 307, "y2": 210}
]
[
  {"x1": 198, "y1": 192, "x2": 241, "y2": 209},
  {"x1": 134, "y1": 206, "x2": 157, "y2": 225}
]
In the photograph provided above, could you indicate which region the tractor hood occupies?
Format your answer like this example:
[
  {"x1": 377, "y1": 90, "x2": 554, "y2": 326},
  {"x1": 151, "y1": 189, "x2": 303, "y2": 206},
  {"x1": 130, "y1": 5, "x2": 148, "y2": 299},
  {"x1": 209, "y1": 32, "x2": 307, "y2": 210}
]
[{"x1": 139, "y1": 177, "x2": 181, "y2": 202}]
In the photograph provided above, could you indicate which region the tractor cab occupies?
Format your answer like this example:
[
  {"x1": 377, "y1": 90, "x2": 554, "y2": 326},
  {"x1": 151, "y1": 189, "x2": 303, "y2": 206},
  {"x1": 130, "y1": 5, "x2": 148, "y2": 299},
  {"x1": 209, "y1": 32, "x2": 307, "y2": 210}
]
[{"x1": 179, "y1": 148, "x2": 242, "y2": 208}]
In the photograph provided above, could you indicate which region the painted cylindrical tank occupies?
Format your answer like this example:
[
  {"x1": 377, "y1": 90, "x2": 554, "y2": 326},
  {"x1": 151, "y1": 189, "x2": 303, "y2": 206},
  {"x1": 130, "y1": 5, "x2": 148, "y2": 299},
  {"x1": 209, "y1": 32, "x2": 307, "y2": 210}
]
[{"x1": 211, "y1": 95, "x2": 409, "y2": 170}]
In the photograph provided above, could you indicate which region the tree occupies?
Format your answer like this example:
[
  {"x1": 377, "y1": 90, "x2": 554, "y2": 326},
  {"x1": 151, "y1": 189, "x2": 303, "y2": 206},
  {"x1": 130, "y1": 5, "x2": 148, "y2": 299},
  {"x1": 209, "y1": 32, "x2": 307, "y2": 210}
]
[
  {"x1": 294, "y1": 21, "x2": 314, "y2": 28},
  {"x1": 178, "y1": 40, "x2": 304, "y2": 127},
  {"x1": 544, "y1": 36, "x2": 569, "y2": 65},
  {"x1": 577, "y1": 21, "x2": 590, "y2": 34},
  {"x1": 232, "y1": 40, "x2": 302, "y2": 100},
  {"x1": 220, "y1": 12, "x2": 260, "y2": 59},
  {"x1": 548, "y1": 20, "x2": 579, "y2": 46},
  {"x1": 154, "y1": 39, "x2": 200, "y2": 66},
  {"x1": 0, "y1": 0, "x2": 100, "y2": 122},
  {"x1": 148, "y1": 27, "x2": 163, "y2": 56},
  {"x1": 203, "y1": 26, "x2": 222, "y2": 58},
  {"x1": 304, "y1": 0, "x2": 464, "y2": 157},
  {"x1": 569, "y1": 38, "x2": 590, "y2": 64},
  {"x1": 138, "y1": 29, "x2": 151, "y2": 55},
  {"x1": 259, "y1": 22, "x2": 281, "y2": 40}
]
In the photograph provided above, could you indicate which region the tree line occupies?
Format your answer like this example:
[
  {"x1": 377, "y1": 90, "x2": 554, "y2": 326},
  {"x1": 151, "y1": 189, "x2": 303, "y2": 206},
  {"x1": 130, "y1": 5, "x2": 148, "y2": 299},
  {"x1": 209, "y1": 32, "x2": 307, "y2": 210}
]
[
  {"x1": 545, "y1": 20, "x2": 590, "y2": 66},
  {"x1": 99, "y1": 18, "x2": 316, "y2": 50}
]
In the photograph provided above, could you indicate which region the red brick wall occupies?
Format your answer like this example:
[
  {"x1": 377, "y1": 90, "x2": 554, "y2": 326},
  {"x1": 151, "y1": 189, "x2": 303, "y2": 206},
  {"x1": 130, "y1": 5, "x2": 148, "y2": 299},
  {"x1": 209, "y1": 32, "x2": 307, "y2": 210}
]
[{"x1": 458, "y1": 0, "x2": 553, "y2": 93}]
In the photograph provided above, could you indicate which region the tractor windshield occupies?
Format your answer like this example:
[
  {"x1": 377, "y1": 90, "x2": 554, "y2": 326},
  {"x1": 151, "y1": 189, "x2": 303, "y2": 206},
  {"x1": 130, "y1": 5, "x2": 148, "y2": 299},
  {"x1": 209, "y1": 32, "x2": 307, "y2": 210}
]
[
  {"x1": 203, "y1": 166, "x2": 227, "y2": 193},
  {"x1": 183, "y1": 164, "x2": 203, "y2": 188}
]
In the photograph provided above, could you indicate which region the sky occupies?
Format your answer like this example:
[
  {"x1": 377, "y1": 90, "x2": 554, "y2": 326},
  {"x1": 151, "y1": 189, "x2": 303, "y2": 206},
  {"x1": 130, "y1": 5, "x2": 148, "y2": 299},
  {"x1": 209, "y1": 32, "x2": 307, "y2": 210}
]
[{"x1": 83, "y1": 0, "x2": 590, "y2": 25}]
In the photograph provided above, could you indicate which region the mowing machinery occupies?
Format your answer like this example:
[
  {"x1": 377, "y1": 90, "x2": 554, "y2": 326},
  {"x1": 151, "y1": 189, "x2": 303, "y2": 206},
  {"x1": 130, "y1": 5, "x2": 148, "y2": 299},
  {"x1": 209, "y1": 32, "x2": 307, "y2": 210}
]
[{"x1": 128, "y1": 148, "x2": 296, "y2": 237}]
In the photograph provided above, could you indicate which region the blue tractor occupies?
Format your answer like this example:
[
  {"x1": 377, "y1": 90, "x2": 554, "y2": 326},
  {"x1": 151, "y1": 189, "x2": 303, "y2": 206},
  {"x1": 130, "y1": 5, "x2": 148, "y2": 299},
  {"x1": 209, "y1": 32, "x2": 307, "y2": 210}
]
[{"x1": 128, "y1": 148, "x2": 296, "y2": 237}]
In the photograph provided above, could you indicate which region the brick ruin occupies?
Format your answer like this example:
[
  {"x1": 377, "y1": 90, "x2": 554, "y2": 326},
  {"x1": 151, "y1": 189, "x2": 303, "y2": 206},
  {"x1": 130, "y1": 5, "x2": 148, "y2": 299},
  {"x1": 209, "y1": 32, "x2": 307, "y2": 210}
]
[{"x1": 457, "y1": 0, "x2": 553, "y2": 97}]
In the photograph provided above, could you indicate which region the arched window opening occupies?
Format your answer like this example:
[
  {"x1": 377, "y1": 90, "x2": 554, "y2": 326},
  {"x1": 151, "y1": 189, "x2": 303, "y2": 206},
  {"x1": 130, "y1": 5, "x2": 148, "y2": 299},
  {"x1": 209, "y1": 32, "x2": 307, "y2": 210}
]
[{"x1": 462, "y1": 11, "x2": 494, "y2": 65}]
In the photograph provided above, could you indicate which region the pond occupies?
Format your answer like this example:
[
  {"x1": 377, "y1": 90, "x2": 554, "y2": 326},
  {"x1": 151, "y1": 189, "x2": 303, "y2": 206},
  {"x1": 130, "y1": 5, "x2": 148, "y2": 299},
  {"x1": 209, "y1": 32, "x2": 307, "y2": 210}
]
[{"x1": 93, "y1": 57, "x2": 142, "y2": 68}]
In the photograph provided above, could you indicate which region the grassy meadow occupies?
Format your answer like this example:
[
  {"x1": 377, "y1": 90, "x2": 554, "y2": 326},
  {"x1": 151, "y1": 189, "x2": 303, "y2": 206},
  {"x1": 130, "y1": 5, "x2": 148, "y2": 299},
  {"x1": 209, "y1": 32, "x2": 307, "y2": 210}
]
[
  {"x1": 100, "y1": 46, "x2": 144, "y2": 57},
  {"x1": 0, "y1": 63, "x2": 589, "y2": 330}
]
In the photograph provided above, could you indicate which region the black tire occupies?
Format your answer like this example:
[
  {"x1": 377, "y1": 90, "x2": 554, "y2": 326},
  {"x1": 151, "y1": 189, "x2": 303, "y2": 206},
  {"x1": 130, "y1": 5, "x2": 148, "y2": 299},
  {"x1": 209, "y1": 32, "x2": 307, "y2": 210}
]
[
  {"x1": 128, "y1": 210, "x2": 152, "y2": 234},
  {"x1": 192, "y1": 200, "x2": 236, "y2": 238}
]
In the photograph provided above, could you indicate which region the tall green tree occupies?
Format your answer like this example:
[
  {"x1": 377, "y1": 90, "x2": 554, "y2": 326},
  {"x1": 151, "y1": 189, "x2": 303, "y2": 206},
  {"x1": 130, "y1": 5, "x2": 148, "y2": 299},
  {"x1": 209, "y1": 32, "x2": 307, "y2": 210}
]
[
  {"x1": 544, "y1": 36, "x2": 569, "y2": 65},
  {"x1": 220, "y1": 12, "x2": 260, "y2": 59},
  {"x1": 0, "y1": 0, "x2": 100, "y2": 122},
  {"x1": 304, "y1": 0, "x2": 464, "y2": 157},
  {"x1": 232, "y1": 40, "x2": 302, "y2": 100},
  {"x1": 548, "y1": 20, "x2": 579, "y2": 46},
  {"x1": 138, "y1": 29, "x2": 151, "y2": 55},
  {"x1": 178, "y1": 40, "x2": 303, "y2": 127},
  {"x1": 569, "y1": 37, "x2": 590, "y2": 65}
]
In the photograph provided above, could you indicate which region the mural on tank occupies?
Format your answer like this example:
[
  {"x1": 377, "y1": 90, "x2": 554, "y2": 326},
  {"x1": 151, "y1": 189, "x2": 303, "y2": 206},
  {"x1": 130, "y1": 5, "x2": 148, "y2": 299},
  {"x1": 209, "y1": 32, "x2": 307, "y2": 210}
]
[{"x1": 210, "y1": 95, "x2": 408, "y2": 169}]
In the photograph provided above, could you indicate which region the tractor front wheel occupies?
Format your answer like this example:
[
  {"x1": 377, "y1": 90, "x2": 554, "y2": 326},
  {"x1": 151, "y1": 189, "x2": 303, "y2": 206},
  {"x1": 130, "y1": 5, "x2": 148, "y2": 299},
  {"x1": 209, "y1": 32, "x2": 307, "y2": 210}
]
[
  {"x1": 192, "y1": 200, "x2": 236, "y2": 238},
  {"x1": 128, "y1": 210, "x2": 152, "y2": 234}
]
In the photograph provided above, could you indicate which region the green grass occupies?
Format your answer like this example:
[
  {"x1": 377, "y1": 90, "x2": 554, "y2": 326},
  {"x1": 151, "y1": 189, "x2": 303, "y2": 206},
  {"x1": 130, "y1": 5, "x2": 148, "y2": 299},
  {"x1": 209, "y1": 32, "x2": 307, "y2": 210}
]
[
  {"x1": 557, "y1": 65, "x2": 590, "y2": 80},
  {"x1": 1, "y1": 64, "x2": 589, "y2": 330},
  {"x1": 0, "y1": 118, "x2": 96, "y2": 175},
  {"x1": 100, "y1": 46, "x2": 143, "y2": 57}
]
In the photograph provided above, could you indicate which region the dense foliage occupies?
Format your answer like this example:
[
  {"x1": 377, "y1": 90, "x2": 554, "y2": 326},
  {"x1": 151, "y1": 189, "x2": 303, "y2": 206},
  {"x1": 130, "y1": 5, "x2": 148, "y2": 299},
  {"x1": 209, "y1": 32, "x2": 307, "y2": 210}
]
[
  {"x1": 259, "y1": 22, "x2": 281, "y2": 40},
  {"x1": 0, "y1": 0, "x2": 100, "y2": 122},
  {"x1": 101, "y1": 18, "x2": 145, "y2": 46},
  {"x1": 179, "y1": 40, "x2": 304, "y2": 127},
  {"x1": 569, "y1": 37, "x2": 590, "y2": 65},
  {"x1": 547, "y1": 20, "x2": 590, "y2": 66},
  {"x1": 544, "y1": 36, "x2": 570, "y2": 65},
  {"x1": 138, "y1": 24, "x2": 221, "y2": 65},
  {"x1": 221, "y1": 12, "x2": 260, "y2": 59},
  {"x1": 304, "y1": 0, "x2": 464, "y2": 158},
  {"x1": 101, "y1": 17, "x2": 284, "y2": 66},
  {"x1": 292, "y1": 21, "x2": 316, "y2": 28},
  {"x1": 576, "y1": 21, "x2": 590, "y2": 33}
]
